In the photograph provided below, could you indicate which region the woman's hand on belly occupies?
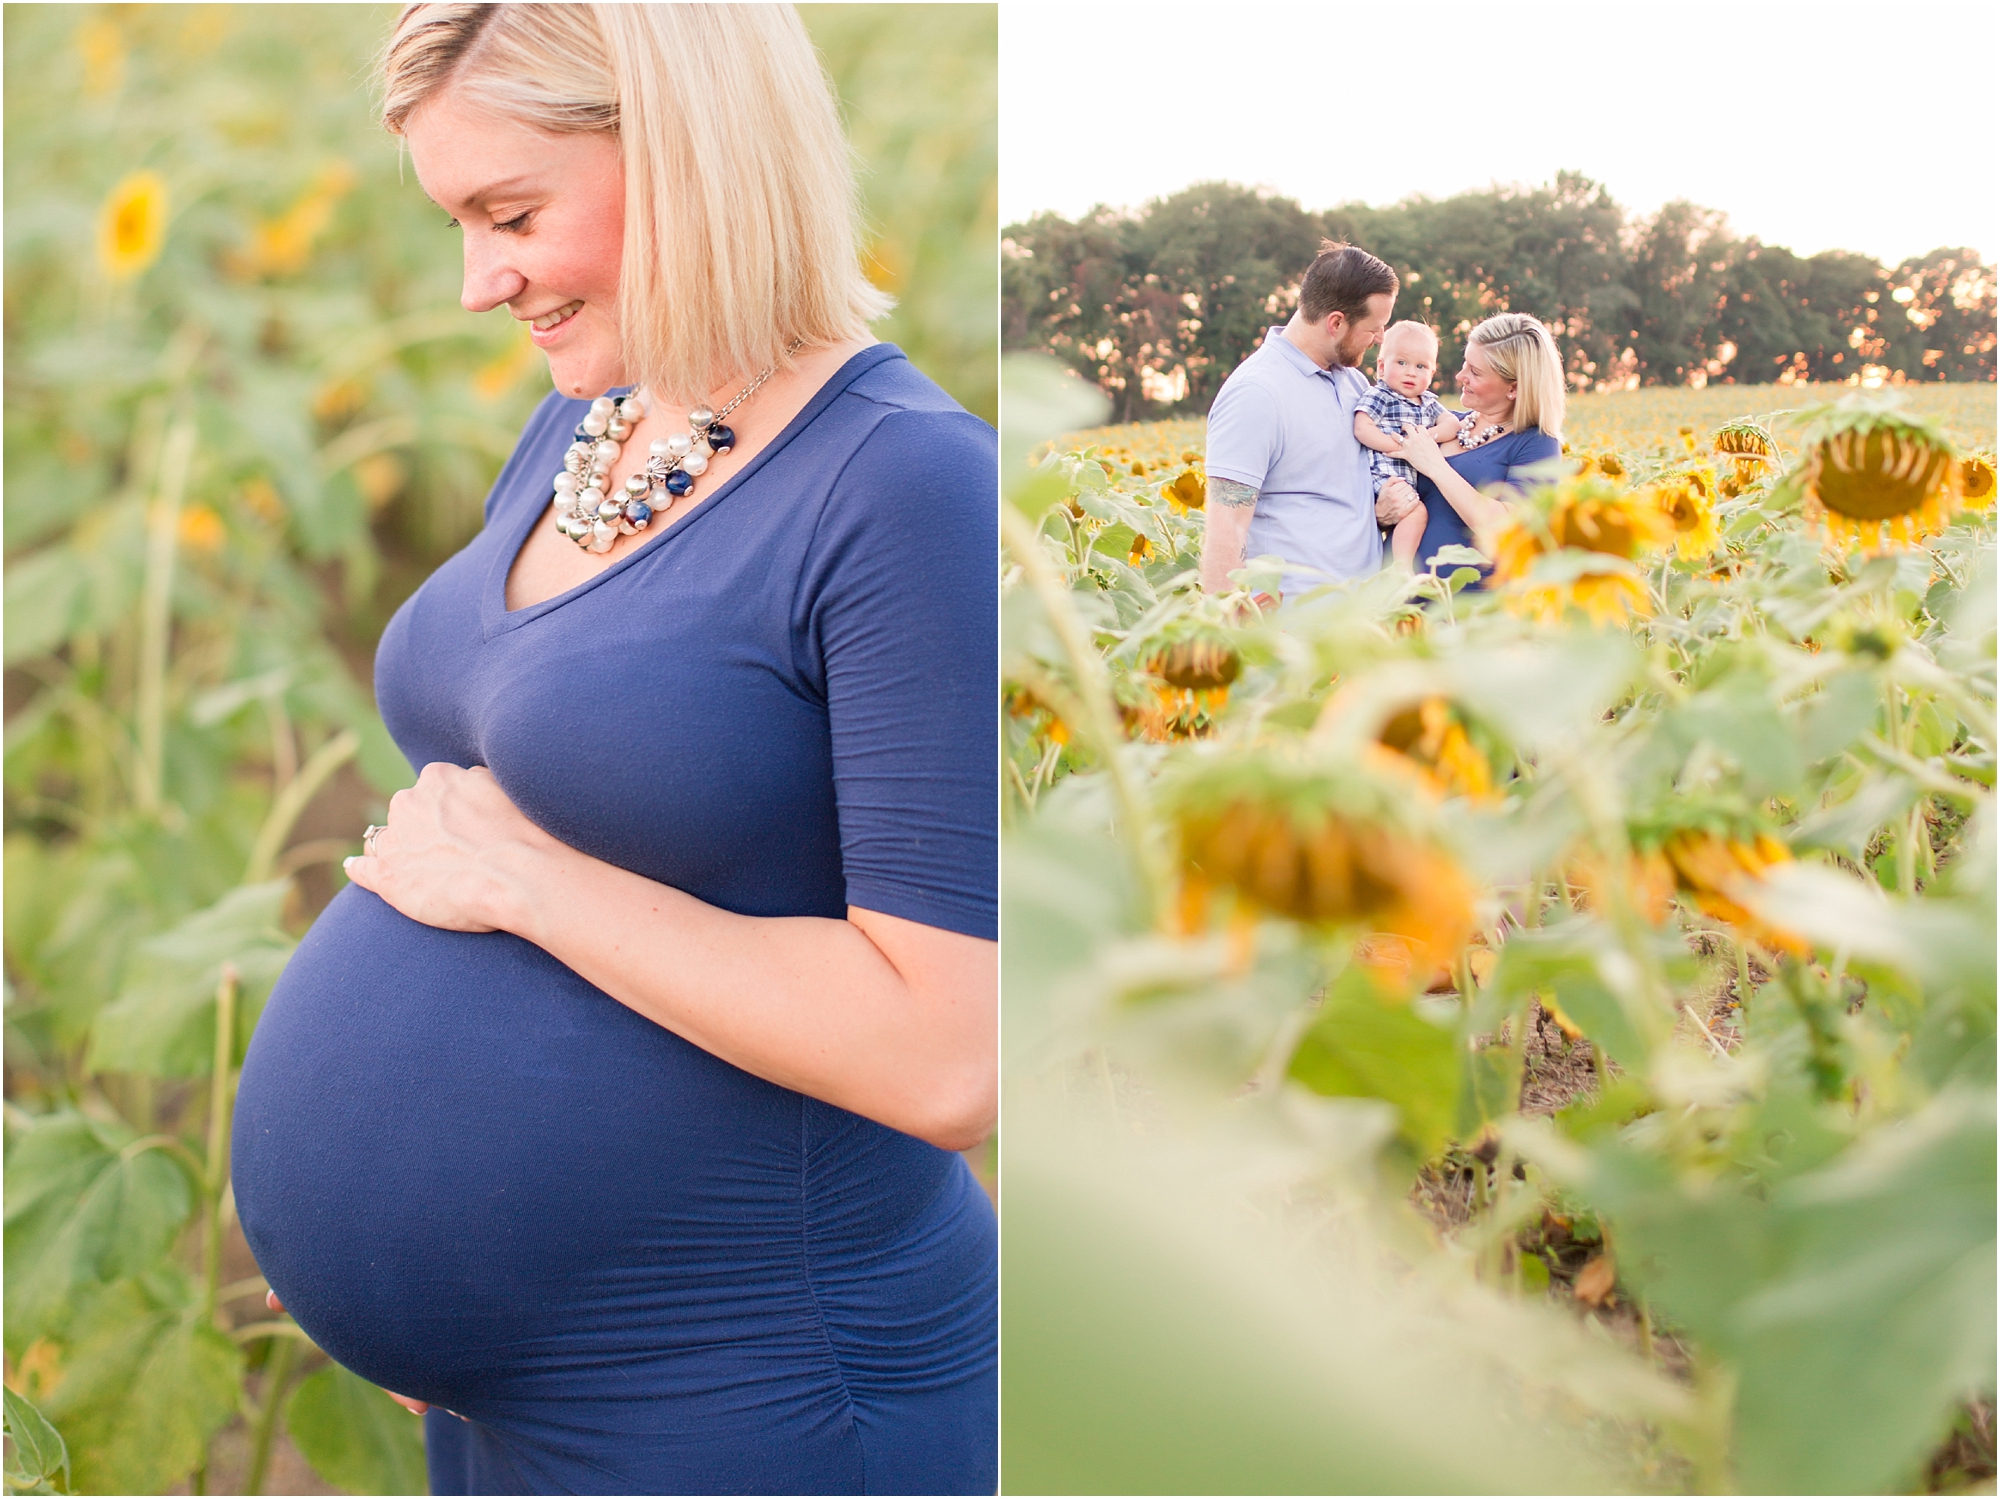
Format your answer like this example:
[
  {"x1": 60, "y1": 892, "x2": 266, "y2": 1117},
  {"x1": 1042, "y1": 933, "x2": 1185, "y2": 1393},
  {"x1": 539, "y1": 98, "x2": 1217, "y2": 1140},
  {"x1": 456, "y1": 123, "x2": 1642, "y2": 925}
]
[
  {"x1": 344, "y1": 762, "x2": 555, "y2": 932},
  {"x1": 346, "y1": 763, "x2": 996, "y2": 1151}
]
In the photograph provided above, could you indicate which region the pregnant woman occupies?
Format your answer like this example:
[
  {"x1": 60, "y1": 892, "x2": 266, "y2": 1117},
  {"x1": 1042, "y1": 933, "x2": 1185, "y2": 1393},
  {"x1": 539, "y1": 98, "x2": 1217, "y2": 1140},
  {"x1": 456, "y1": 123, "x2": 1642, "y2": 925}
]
[
  {"x1": 230, "y1": 6, "x2": 997, "y2": 1494},
  {"x1": 1378, "y1": 311, "x2": 1565, "y2": 573}
]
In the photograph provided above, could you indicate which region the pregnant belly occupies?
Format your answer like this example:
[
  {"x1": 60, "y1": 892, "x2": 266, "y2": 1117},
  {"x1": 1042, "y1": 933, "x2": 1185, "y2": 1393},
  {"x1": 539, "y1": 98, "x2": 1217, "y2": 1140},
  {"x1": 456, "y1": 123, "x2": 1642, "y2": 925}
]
[{"x1": 232, "y1": 886, "x2": 944, "y2": 1417}]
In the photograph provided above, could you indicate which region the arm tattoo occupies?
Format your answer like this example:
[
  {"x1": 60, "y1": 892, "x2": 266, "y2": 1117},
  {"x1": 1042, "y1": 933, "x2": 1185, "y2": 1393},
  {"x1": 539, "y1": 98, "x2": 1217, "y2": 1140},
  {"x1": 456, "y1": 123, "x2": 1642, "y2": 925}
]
[{"x1": 1209, "y1": 476, "x2": 1260, "y2": 509}]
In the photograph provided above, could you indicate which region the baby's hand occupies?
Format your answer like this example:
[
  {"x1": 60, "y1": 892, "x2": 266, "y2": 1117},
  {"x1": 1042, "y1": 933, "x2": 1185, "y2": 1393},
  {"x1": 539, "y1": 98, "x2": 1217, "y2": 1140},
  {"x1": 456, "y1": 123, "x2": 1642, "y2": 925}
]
[{"x1": 1431, "y1": 409, "x2": 1465, "y2": 442}]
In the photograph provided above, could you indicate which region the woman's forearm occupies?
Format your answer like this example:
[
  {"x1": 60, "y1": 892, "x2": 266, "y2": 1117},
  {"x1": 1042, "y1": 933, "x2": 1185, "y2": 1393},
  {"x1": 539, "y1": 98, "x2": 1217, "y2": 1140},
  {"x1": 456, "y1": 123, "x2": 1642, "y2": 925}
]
[{"x1": 490, "y1": 836, "x2": 997, "y2": 1151}]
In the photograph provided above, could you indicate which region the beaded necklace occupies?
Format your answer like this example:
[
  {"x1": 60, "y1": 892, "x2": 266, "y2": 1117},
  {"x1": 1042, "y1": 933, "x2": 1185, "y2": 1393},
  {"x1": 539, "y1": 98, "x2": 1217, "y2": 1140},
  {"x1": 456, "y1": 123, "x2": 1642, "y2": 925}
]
[
  {"x1": 546, "y1": 362, "x2": 782, "y2": 553},
  {"x1": 1457, "y1": 415, "x2": 1511, "y2": 450}
]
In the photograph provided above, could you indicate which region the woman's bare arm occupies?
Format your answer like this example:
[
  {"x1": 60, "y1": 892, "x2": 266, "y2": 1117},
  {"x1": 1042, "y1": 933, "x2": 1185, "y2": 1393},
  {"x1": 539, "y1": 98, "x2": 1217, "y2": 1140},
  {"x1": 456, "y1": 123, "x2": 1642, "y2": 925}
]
[{"x1": 344, "y1": 764, "x2": 996, "y2": 1152}]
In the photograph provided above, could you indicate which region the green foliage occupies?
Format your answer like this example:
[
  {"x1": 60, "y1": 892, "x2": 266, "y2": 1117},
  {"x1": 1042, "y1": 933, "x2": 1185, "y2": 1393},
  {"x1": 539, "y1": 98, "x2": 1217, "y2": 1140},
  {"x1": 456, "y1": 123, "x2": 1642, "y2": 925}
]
[
  {"x1": 38, "y1": 1280, "x2": 242, "y2": 1497},
  {"x1": 1004, "y1": 177, "x2": 1998, "y2": 420},
  {"x1": 5, "y1": 5, "x2": 993, "y2": 1492},
  {"x1": 4, "y1": 1387, "x2": 70, "y2": 1495},
  {"x1": 1004, "y1": 368, "x2": 1996, "y2": 1492},
  {"x1": 284, "y1": 1366, "x2": 427, "y2": 1497}
]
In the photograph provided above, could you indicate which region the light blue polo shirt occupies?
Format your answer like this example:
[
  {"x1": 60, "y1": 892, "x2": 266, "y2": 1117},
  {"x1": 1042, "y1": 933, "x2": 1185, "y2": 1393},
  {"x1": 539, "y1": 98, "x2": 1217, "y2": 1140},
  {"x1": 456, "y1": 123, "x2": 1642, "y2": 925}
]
[{"x1": 1205, "y1": 327, "x2": 1381, "y2": 595}]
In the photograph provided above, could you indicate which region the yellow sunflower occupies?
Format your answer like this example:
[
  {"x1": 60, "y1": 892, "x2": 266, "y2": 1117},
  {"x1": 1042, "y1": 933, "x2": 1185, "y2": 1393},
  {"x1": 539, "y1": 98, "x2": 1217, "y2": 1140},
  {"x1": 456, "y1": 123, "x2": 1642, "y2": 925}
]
[
  {"x1": 1488, "y1": 476, "x2": 1670, "y2": 626},
  {"x1": 1161, "y1": 465, "x2": 1206, "y2": 511},
  {"x1": 1960, "y1": 455, "x2": 1996, "y2": 511},
  {"x1": 1649, "y1": 472, "x2": 1722, "y2": 560},
  {"x1": 98, "y1": 170, "x2": 169, "y2": 281},
  {"x1": 1796, "y1": 401, "x2": 1960, "y2": 551}
]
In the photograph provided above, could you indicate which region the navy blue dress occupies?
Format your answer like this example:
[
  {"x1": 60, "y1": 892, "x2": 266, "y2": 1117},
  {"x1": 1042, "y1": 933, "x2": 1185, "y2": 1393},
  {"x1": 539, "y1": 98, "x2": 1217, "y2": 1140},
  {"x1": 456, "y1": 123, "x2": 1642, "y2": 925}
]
[
  {"x1": 1414, "y1": 426, "x2": 1561, "y2": 579},
  {"x1": 232, "y1": 346, "x2": 998, "y2": 1495}
]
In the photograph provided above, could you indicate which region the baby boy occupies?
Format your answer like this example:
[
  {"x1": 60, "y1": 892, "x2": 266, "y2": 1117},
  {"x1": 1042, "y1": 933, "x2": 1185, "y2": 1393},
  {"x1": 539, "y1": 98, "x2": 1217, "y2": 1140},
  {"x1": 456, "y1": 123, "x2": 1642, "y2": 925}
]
[{"x1": 1354, "y1": 321, "x2": 1464, "y2": 569}]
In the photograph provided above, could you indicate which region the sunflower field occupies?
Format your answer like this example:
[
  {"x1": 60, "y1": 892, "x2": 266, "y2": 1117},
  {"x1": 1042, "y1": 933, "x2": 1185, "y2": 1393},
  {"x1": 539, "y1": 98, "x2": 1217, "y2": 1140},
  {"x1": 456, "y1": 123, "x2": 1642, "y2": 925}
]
[
  {"x1": 1001, "y1": 360, "x2": 1996, "y2": 1494},
  {"x1": 3, "y1": 6, "x2": 996, "y2": 1495}
]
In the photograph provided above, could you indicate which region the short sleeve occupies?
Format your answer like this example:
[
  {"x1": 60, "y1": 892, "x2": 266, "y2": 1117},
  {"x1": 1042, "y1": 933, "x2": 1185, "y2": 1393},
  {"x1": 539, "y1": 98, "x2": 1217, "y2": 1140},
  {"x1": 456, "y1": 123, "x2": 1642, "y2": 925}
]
[
  {"x1": 798, "y1": 407, "x2": 997, "y2": 940},
  {"x1": 1204, "y1": 377, "x2": 1282, "y2": 490},
  {"x1": 1503, "y1": 429, "x2": 1563, "y2": 487},
  {"x1": 1358, "y1": 383, "x2": 1400, "y2": 424}
]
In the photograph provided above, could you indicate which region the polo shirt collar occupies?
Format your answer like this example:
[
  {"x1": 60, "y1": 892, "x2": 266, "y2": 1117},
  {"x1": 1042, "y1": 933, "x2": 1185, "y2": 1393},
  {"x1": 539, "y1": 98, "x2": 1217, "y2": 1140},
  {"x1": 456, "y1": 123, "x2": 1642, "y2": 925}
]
[{"x1": 1265, "y1": 325, "x2": 1352, "y2": 383}]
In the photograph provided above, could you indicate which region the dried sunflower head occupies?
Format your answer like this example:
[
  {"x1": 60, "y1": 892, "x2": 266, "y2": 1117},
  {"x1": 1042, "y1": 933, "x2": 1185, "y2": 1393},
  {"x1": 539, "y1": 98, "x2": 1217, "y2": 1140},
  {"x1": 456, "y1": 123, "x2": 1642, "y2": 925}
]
[
  {"x1": 1793, "y1": 397, "x2": 1960, "y2": 551},
  {"x1": 1713, "y1": 420, "x2": 1778, "y2": 461},
  {"x1": 1146, "y1": 633, "x2": 1241, "y2": 691}
]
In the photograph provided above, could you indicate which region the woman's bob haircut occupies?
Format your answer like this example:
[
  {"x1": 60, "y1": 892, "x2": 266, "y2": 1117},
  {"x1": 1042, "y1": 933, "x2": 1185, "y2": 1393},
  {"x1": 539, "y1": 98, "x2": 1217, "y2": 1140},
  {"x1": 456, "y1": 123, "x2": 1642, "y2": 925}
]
[
  {"x1": 1468, "y1": 312, "x2": 1565, "y2": 440},
  {"x1": 380, "y1": 3, "x2": 891, "y2": 401}
]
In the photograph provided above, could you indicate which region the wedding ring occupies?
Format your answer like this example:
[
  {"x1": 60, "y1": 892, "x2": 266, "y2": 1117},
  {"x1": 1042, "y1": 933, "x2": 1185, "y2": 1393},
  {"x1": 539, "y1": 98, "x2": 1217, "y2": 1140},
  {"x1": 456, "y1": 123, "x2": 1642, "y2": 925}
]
[{"x1": 362, "y1": 824, "x2": 385, "y2": 858}]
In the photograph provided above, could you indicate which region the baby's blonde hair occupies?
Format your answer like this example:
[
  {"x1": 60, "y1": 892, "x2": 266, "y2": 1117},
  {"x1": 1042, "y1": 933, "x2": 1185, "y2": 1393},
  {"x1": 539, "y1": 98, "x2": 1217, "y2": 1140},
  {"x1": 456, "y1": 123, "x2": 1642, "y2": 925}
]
[
  {"x1": 1468, "y1": 313, "x2": 1565, "y2": 438},
  {"x1": 379, "y1": 4, "x2": 890, "y2": 402},
  {"x1": 1379, "y1": 320, "x2": 1439, "y2": 359}
]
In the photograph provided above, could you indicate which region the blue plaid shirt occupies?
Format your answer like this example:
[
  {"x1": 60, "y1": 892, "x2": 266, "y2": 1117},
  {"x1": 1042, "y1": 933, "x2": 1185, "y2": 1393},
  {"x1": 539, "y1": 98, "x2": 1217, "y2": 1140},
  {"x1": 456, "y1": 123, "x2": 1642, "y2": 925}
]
[{"x1": 1358, "y1": 382, "x2": 1457, "y2": 496}]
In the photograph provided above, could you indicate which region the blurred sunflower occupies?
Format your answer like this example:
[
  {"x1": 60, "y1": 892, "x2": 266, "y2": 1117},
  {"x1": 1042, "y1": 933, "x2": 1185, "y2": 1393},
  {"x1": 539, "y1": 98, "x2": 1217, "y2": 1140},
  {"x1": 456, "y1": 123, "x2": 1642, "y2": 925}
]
[
  {"x1": 1488, "y1": 476, "x2": 1670, "y2": 626},
  {"x1": 1649, "y1": 471, "x2": 1721, "y2": 560},
  {"x1": 1571, "y1": 448, "x2": 1625, "y2": 480},
  {"x1": 1122, "y1": 630, "x2": 1238, "y2": 743},
  {"x1": 1169, "y1": 746, "x2": 1475, "y2": 977},
  {"x1": 1005, "y1": 683, "x2": 1069, "y2": 746},
  {"x1": 1146, "y1": 632, "x2": 1240, "y2": 691},
  {"x1": 98, "y1": 170, "x2": 169, "y2": 281},
  {"x1": 1656, "y1": 827, "x2": 1806, "y2": 954},
  {"x1": 1376, "y1": 696, "x2": 1494, "y2": 801},
  {"x1": 229, "y1": 161, "x2": 358, "y2": 280},
  {"x1": 1792, "y1": 398, "x2": 1961, "y2": 551}
]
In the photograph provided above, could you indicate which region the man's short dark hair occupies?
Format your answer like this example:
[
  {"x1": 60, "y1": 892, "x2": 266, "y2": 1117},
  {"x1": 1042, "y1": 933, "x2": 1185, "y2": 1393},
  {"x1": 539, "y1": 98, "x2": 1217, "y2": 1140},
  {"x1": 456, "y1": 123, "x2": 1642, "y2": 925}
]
[{"x1": 1299, "y1": 241, "x2": 1397, "y2": 326}]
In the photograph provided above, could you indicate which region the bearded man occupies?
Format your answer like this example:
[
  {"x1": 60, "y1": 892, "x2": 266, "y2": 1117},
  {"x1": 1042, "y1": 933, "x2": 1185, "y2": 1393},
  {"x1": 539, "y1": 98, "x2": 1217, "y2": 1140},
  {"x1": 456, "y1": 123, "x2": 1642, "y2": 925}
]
[{"x1": 1199, "y1": 242, "x2": 1398, "y2": 599}]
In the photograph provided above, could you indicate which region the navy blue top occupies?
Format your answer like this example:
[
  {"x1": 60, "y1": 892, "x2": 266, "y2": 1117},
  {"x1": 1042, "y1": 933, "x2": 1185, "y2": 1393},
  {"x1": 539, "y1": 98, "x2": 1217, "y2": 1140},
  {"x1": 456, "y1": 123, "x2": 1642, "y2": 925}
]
[
  {"x1": 1414, "y1": 426, "x2": 1562, "y2": 577},
  {"x1": 232, "y1": 346, "x2": 998, "y2": 1495}
]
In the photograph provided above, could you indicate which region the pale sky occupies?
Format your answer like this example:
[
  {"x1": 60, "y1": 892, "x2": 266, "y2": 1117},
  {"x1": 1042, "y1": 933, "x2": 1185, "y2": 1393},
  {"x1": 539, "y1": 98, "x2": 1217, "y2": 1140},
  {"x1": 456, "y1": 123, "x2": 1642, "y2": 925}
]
[{"x1": 1001, "y1": 1, "x2": 1998, "y2": 268}]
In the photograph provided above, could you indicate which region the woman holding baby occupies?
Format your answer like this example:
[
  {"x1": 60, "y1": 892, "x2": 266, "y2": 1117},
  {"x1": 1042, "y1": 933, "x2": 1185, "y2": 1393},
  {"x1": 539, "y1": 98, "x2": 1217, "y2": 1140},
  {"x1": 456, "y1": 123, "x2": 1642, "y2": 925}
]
[{"x1": 1365, "y1": 312, "x2": 1565, "y2": 575}]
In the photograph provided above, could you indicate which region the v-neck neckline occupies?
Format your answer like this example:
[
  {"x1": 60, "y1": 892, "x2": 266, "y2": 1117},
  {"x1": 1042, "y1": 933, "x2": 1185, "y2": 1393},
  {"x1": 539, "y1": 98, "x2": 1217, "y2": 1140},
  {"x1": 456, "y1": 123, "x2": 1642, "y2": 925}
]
[{"x1": 479, "y1": 343, "x2": 900, "y2": 639}]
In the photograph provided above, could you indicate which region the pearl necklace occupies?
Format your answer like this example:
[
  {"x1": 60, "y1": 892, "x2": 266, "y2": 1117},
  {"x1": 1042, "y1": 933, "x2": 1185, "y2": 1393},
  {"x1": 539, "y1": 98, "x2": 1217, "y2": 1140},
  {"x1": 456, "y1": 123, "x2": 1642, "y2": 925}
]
[
  {"x1": 1457, "y1": 416, "x2": 1510, "y2": 450},
  {"x1": 547, "y1": 363, "x2": 782, "y2": 553}
]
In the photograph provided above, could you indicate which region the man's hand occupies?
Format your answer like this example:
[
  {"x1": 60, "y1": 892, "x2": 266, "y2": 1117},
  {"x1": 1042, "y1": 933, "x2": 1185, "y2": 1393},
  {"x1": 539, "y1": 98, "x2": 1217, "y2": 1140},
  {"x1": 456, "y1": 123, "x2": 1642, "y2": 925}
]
[
  {"x1": 1376, "y1": 479, "x2": 1421, "y2": 526},
  {"x1": 1199, "y1": 476, "x2": 1260, "y2": 593}
]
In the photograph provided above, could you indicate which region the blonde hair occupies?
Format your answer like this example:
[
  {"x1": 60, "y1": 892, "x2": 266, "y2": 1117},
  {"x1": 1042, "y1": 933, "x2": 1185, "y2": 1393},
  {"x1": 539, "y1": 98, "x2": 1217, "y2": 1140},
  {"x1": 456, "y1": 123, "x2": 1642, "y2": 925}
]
[
  {"x1": 380, "y1": 4, "x2": 890, "y2": 401},
  {"x1": 1379, "y1": 320, "x2": 1439, "y2": 357},
  {"x1": 1467, "y1": 313, "x2": 1564, "y2": 438}
]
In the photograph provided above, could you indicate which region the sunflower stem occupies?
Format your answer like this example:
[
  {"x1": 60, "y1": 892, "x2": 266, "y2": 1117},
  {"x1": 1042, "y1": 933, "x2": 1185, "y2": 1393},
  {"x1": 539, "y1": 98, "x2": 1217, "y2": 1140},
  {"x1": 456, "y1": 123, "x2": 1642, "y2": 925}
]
[
  {"x1": 134, "y1": 417, "x2": 197, "y2": 815},
  {"x1": 1002, "y1": 504, "x2": 1174, "y2": 924}
]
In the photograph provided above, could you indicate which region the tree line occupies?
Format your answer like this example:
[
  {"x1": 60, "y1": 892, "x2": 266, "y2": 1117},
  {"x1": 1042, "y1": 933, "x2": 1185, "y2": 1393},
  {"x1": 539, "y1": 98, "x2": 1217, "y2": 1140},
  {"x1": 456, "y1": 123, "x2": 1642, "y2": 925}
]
[{"x1": 1002, "y1": 174, "x2": 1997, "y2": 423}]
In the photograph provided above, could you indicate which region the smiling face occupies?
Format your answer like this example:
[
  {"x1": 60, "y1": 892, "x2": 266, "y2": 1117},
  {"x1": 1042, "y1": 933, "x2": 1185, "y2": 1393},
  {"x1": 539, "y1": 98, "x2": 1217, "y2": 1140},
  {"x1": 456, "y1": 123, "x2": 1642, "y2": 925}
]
[
  {"x1": 403, "y1": 88, "x2": 627, "y2": 399},
  {"x1": 1457, "y1": 340, "x2": 1519, "y2": 421},
  {"x1": 1376, "y1": 329, "x2": 1438, "y2": 399}
]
